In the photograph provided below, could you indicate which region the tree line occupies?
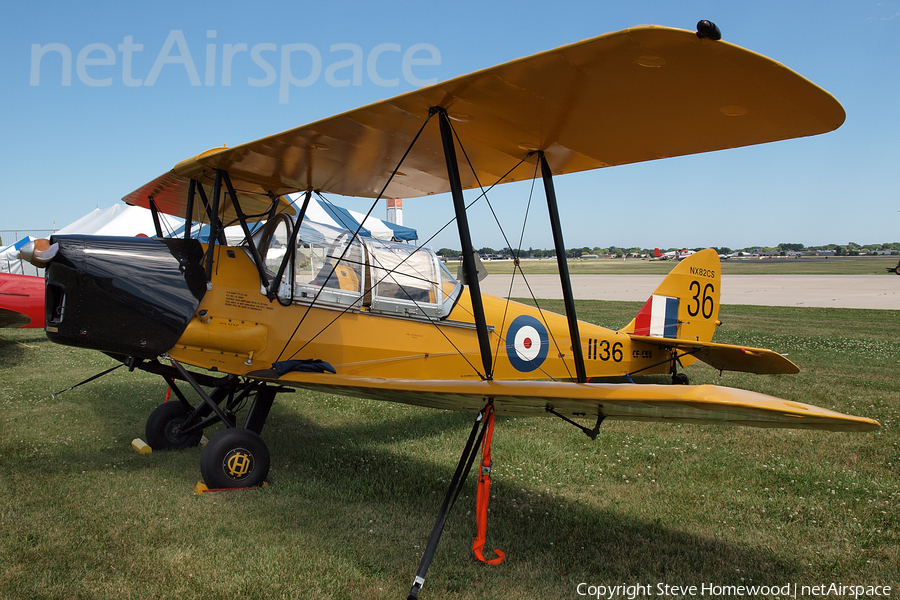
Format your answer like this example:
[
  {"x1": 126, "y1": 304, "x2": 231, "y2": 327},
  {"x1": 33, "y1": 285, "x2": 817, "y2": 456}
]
[{"x1": 435, "y1": 242, "x2": 900, "y2": 259}]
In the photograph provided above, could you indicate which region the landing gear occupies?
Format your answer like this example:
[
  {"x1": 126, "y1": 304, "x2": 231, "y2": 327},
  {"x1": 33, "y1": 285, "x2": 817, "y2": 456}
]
[
  {"x1": 200, "y1": 428, "x2": 270, "y2": 489},
  {"x1": 619, "y1": 348, "x2": 694, "y2": 385},
  {"x1": 668, "y1": 348, "x2": 689, "y2": 384},
  {"x1": 145, "y1": 402, "x2": 204, "y2": 450},
  {"x1": 672, "y1": 372, "x2": 689, "y2": 385},
  {"x1": 120, "y1": 354, "x2": 287, "y2": 487}
]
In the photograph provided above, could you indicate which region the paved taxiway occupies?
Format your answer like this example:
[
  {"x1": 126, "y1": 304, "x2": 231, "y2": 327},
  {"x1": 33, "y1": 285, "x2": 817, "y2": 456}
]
[{"x1": 478, "y1": 274, "x2": 899, "y2": 310}]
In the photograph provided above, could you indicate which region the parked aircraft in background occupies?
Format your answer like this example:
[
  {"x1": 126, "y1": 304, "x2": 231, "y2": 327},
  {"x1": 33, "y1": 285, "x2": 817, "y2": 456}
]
[
  {"x1": 652, "y1": 248, "x2": 696, "y2": 260},
  {"x1": 0, "y1": 273, "x2": 44, "y2": 329}
]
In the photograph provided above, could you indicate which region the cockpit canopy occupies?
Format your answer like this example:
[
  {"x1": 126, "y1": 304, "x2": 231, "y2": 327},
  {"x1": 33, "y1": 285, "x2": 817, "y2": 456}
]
[{"x1": 252, "y1": 214, "x2": 461, "y2": 320}]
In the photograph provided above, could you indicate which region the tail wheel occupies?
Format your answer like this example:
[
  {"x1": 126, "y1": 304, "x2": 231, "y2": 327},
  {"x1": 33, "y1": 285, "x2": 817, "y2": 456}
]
[
  {"x1": 672, "y1": 372, "x2": 689, "y2": 385},
  {"x1": 200, "y1": 428, "x2": 270, "y2": 489},
  {"x1": 145, "y1": 402, "x2": 203, "y2": 450}
]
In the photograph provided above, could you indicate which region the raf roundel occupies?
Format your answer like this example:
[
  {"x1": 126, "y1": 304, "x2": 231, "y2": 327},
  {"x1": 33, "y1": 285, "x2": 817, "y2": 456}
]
[{"x1": 506, "y1": 315, "x2": 549, "y2": 372}]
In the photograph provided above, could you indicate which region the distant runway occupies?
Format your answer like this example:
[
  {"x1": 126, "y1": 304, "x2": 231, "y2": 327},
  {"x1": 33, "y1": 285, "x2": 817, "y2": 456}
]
[{"x1": 478, "y1": 274, "x2": 899, "y2": 310}]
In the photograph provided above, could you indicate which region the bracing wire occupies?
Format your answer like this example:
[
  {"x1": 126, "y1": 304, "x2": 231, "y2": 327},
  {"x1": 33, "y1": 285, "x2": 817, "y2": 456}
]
[
  {"x1": 447, "y1": 122, "x2": 576, "y2": 380},
  {"x1": 275, "y1": 110, "x2": 435, "y2": 363},
  {"x1": 273, "y1": 112, "x2": 581, "y2": 382},
  {"x1": 284, "y1": 234, "x2": 487, "y2": 378},
  {"x1": 278, "y1": 127, "x2": 534, "y2": 379}
]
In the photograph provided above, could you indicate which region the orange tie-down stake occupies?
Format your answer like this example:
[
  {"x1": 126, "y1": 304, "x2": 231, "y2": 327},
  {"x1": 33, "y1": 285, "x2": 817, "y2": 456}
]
[{"x1": 473, "y1": 403, "x2": 505, "y2": 565}]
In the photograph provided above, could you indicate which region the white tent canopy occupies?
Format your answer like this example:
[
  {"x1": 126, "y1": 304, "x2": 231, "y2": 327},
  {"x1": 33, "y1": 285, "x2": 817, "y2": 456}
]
[
  {"x1": 2, "y1": 205, "x2": 183, "y2": 276},
  {"x1": 3, "y1": 200, "x2": 416, "y2": 275},
  {"x1": 56, "y1": 204, "x2": 182, "y2": 237},
  {"x1": 188, "y1": 197, "x2": 418, "y2": 244},
  {"x1": 301, "y1": 197, "x2": 418, "y2": 242},
  {"x1": 1, "y1": 236, "x2": 38, "y2": 275}
]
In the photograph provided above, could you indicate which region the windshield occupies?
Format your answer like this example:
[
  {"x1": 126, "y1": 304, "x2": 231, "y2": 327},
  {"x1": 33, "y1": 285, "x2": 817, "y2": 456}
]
[{"x1": 252, "y1": 217, "x2": 461, "y2": 319}]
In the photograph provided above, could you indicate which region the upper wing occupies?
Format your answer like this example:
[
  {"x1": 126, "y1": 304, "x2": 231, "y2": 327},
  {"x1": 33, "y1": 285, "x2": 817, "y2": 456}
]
[
  {"x1": 629, "y1": 335, "x2": 800, "y2": 374},
  {"x1": 124, "y1": 169, "x2": 297, "y2": 226},
  {"x1": 245, "y1": 370, "x2": 878, "y2": 433},
  {"x1": 124, "y1": 25, "x2": 844, "y2": 216}
]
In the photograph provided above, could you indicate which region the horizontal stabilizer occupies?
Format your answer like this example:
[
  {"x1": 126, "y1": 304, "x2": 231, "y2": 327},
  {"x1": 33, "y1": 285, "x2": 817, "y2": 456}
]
[{"x1": 629, "y1": 335, "x2": 800, "y2": 375}]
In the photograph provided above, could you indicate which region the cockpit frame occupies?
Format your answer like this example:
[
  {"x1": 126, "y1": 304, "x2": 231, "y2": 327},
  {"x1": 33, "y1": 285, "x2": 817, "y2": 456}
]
[{"x1": 252, "y1": 212, "x2": 462, "y2": 322}]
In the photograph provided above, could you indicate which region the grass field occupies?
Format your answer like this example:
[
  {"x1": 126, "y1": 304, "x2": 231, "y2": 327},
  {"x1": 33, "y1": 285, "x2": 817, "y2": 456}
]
[
  {"x1": 469, "y1": 256, "x2": 900, "y2": 276},
  {"x1": 1, "y1": 302, "x2": 898, "y2": 599}
]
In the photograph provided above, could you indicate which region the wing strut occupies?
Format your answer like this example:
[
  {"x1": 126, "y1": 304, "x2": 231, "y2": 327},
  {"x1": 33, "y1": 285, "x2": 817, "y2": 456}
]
[
  {"x1": 184, "y1": 179, "x2": 196, "y2": 241},
  {"x1": 192, "y1": 180, "x2": 225, "y2": 245},
  {"x1": 539, "y1": 153, "x2": 587, "y2": 383},
  {"x1": 204, "y1": 172, "x2": 224, "y2": 282},
  {"x1": 148, "y1": 197, "x2": 164, "y2": 238},
  {"x1": 220, "y1": 169, "x2": 272, "y2": 296},
  {"x1": 408, "y1": 402, "x2": 493, "y2": 599},
  {"x1": 435, "y1": 107, "x2": 493, "y2": 380},
  {"x1": 545, "y1": 405, "x2": 605, "y2": 440}
]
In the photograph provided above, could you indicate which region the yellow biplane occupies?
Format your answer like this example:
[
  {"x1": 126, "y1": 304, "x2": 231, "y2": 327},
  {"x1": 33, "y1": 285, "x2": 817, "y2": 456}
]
[{"x1": 25, "y1": 21, "x2": 878, "y2": 598}]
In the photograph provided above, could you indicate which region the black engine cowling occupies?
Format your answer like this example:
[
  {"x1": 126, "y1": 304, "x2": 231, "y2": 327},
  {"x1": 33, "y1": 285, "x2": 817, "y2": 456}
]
[{"x1": 45, "y1": 235, "x2": 206, "y2": 358}]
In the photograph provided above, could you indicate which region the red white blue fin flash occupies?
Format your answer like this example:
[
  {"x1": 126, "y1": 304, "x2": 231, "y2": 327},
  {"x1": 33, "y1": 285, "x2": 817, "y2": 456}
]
[{"x1": 634, "y1": 295, "x2": 680, "y2": 338}]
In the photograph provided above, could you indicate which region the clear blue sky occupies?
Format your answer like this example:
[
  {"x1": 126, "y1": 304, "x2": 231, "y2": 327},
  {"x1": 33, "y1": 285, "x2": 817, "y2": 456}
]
[{"x1": 3, "y1": 0, "x2": 898, "y2": 251}]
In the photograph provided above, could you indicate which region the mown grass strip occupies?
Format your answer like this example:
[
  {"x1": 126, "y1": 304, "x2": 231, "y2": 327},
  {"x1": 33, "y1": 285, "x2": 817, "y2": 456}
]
[{"x1": 1, "y1": 303, "x2": 897, "y2": 599}]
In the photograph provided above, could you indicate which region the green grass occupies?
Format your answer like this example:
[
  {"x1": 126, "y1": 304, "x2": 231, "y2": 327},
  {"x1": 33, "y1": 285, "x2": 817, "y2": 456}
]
[
  {"x1": 1, "y1": 303, "x2": 898, "y2": 599},
  {"x1": 467, "y1": 255, "x2": 900, "y2": 275}
]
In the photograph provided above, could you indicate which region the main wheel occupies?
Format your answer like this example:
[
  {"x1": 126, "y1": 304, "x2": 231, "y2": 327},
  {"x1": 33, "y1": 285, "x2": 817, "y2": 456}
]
[
  {"x1": 145, "y1": 402, "x2": 203, "y2": 450},
  {"x1": 200, "y1": 428, "x2": 270, "y2": 489}
]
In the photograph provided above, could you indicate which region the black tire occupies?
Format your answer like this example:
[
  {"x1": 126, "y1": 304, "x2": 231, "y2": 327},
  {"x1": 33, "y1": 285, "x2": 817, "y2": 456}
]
[
  {"x1": 145, "y1": 402, "x2": 203, "y2": 450},
  {"x1": 200, "y1": 428, "x2": 270, "y2": 489},
  {"x1": 672, "y1": 372, "x2": 689, "y2": 385}
]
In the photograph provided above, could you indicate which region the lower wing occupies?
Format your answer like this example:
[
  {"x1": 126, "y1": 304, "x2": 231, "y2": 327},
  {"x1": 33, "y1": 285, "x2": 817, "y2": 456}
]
[{"x1": 245, "y1": 370, "x2": 878, "y2": 433}]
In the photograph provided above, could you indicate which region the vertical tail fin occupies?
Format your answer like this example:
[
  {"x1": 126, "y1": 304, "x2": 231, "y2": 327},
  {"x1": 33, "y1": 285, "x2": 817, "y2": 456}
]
[{"x1": 620, "y1": 248, "x2": 721, "y2": 343}]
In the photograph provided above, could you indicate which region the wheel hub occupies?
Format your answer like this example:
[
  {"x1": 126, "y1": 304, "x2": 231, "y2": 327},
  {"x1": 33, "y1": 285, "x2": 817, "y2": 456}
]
[{"x1": 223, "y1": 447, "x2": 255, "y2": 480}]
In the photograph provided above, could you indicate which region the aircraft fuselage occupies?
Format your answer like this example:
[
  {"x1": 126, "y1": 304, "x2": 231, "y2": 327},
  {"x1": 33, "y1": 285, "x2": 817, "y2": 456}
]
[
  {"x1": 166, "y1": 241, "x2": 670, "y2": 383},
  {"x1": 43, "y1": 234, "x2": 672, "y2": 385}
]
